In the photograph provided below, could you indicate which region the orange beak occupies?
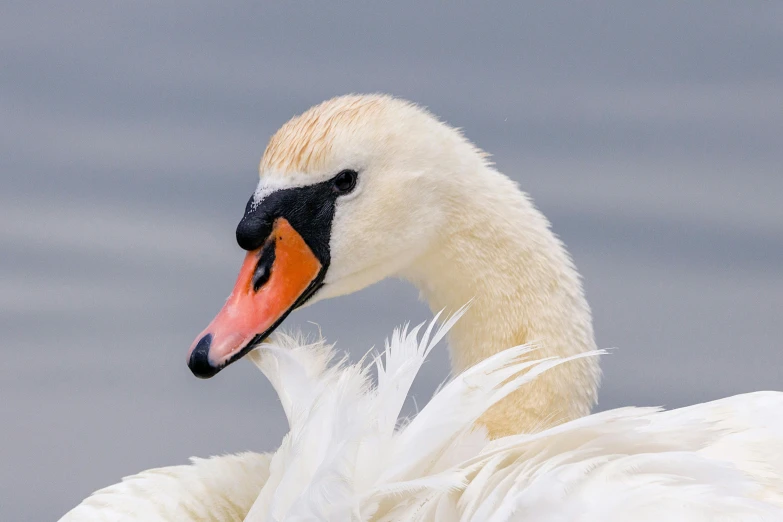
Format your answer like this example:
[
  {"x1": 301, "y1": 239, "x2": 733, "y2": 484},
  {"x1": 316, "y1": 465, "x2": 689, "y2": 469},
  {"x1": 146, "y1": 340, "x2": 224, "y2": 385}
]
[{"x1": 187, "y1": 218, "x2": 322, "y2": 377}]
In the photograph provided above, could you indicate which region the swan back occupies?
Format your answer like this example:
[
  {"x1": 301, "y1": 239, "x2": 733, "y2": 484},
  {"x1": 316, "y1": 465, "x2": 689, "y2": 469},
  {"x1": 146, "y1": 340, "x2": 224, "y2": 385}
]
[
  {"x1": 60, "y1": 452, "x2": 271, "y2": 522},
  {"x1": 61, "y1": 313, "x2": 783, "y2": 521},
  {"x1": 243, "y1": 314, "x2": 782, "y2": 521}
]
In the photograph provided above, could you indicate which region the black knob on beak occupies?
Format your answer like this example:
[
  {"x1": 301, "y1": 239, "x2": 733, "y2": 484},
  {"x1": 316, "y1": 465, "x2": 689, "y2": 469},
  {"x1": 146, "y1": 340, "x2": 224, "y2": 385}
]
[{"x1": 236, "y1": 216, "x2": 273, "y2": 251}]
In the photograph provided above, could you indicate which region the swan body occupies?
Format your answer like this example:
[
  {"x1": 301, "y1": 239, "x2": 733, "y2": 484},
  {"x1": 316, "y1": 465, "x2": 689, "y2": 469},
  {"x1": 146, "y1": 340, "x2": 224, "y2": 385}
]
[
  {"x1": 62, "y1": 94, "x2": 782, "y2": 519},
  {"x1": 243, "y1": 315, "x2": 783, "y2": 521},
  {"x1": 64, "y1": 315, "x2": 783, "y2": 520},
  {"x1": 61, "y1": 453, "x2": 270, "y2": 521}
]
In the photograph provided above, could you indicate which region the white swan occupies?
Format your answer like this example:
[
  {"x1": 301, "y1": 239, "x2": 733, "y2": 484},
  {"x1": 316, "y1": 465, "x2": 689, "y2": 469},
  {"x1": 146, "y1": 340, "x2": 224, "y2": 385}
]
[{"x1": 62, "y1": 95, "x2": 783, "y2": 520}]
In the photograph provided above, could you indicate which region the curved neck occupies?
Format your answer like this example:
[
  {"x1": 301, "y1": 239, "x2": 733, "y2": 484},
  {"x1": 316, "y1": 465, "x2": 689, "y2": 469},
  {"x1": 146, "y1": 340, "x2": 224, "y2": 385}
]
[{"x1": 401, "y1": 164, "x2": 600, "y2": 437}]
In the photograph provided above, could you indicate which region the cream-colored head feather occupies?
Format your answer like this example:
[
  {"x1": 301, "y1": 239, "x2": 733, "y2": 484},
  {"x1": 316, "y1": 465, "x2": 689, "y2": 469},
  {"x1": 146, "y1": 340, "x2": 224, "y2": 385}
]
[{"x1": 261, "y1": 95, "x2": 393, "y2": 175}]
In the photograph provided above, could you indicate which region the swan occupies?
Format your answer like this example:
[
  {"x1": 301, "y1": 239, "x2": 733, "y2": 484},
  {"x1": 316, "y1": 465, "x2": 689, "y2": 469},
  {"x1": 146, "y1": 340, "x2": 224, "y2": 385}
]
[{"x1": 62, "y1": 94, "x2": 783, "y2": 520}]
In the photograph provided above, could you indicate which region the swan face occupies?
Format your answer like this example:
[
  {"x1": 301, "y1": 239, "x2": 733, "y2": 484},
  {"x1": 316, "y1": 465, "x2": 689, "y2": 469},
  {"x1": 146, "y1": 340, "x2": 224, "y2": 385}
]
[{"x1": 188, "y1": 95, "x2": 456, "y2": 377}]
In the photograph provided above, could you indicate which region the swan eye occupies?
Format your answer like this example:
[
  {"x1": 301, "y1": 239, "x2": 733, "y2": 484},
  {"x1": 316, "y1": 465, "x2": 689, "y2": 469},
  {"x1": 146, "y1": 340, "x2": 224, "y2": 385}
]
[{"x1": 332, "y1": 169, "x2": 358, "y2": 195}]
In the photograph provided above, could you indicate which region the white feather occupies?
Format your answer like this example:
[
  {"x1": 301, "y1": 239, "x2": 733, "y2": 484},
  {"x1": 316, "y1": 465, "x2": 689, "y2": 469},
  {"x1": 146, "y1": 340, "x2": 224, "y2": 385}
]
[
  {"x1": 61, "y1": 315, "x2": 783, "y2": 521},
  {"x1": 242, "y1": 315, "x2": 783, "y2": 521},
  {"x1": 60, "y1": 452, "x2": 271, "y2": 522}
]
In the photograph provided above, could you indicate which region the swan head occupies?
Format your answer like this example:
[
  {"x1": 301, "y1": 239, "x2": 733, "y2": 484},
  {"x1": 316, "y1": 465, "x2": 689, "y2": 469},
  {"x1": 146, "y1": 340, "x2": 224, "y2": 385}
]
[{"x1": 188, "y1": 94, "x2": 483, "y2": 377}]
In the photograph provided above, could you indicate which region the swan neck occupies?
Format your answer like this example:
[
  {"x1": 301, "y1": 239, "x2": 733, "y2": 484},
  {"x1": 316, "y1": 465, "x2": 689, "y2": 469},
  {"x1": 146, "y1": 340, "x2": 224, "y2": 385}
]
[{"x1": 403, "y1": 165, "x2": 600, "y2": 437}]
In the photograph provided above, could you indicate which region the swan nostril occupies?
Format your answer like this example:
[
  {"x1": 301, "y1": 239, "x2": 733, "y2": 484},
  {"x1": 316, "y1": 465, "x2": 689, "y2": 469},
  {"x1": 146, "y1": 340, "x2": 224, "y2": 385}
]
[
  {"x1": 252, "y1": 240, "x2": 276, "y2": 292},
  {"x1": 188, "y1": 334, "x2": 221, "y2": 379}
]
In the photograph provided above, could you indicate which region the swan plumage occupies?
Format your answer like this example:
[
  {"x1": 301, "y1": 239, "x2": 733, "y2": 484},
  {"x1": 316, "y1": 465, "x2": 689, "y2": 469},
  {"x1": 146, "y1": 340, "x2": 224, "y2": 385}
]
[
  {"x1": 64, "y1": 314, "x2": 783, "y2": 520},
  {"x1": 61, "y1": 94, "x2": 783, "y2": 520},
  {"x1": 60, "y1": 452, "x2": 270, "y2": 521},
  {"x1": 245, "y1": 314, "x2": 783, "y2": 521}
]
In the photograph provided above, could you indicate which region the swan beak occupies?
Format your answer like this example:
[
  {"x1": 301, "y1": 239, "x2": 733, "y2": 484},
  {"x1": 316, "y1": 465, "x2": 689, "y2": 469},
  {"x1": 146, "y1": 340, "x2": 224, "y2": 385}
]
[{"x1": 187, "y1": 218, "x2": 322, "y2": 378}]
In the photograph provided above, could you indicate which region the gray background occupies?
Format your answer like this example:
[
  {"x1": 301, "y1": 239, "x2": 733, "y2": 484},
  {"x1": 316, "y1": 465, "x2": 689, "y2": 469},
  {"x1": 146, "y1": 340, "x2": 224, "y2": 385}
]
[{"x1": 2, "y1": 2, "x2": 781, "y2": 519}]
